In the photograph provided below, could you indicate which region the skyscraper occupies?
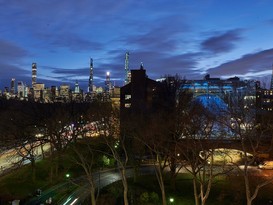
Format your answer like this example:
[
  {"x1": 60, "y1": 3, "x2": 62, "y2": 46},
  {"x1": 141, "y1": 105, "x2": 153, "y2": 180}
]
[
  {"x1": 32, "y1": 63, "x2": 37, "y2": 87},
  {"x1": 10, "y1": 78, "x2": 15, "y2": 94},
  {"x1": 75, "y1": 80, "x2": 80, "y2": 93},
  {"x1": 105, "y1": 72, "x2": 111, "y2": 92},
  {"x1": 124, "y1": 52, "x2": 130, "y2": 85},
  {"x1": 17, "y1": 81, "x2": 25, "y2": 98},
  {"x1": 105, "y1": 71, "x2": 111, "y2": 101},
  {"x1": 270, "y1": 64, "x2": 273, "y2": 90},
  {"x1": 89, "y1": 58, "x2": 93, "y2": 93}
]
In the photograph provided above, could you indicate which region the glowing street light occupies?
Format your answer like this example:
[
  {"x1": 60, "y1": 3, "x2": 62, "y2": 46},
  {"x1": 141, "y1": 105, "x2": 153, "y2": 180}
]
[{"x1": 169, "y1": 197, "x2": 174, "y2": 203}]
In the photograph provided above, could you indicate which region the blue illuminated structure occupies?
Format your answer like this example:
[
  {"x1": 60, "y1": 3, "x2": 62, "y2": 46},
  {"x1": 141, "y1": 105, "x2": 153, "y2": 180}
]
[
  {"x1": 181, "y1": 74, "x2": 257, "y2": 108},
  {"x1": 194, "y1": 94, "x2": 228, "y2": 115},
  {"x1": 180, "y1": 75, "x2": 258, "y2": 139}
]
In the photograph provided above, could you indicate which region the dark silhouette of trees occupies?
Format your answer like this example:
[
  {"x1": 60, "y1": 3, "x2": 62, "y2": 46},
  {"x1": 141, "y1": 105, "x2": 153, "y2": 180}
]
[
  {"x1": 69, "y1": 138, "x2": 102, "y2": 205},
  {"x1": 176, "y1": 102, "x2": 229, "y2": 205},
  {"x1": 225, "y1": 97, "x2": 273, "y2": 205},
  {"x1": 0, "y1": 100, "x2": 43, "y2": 181}
]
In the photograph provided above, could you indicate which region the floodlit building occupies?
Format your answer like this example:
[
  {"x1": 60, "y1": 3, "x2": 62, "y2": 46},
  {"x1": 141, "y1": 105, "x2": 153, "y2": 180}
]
[
  {"x1": 32, "y1": 63, "x2": 37, "y2": 87},
  {"x1": 89, "y1": 58, "x2": 94, "y2": 93},
  {"x1": 33, "y1": 83, "x2": 45, "y2": 101},
  {"x1": 111, "y1": 87, "x2": 120, "y2": 107},
  {"x1": 181, "y1": 74, "x2": 258, "y2": 108},
  {"x1": 256, "y1": 65, "x2": 273, "y2": 112},
  {"x1": 72, "y1": 81, "x2": 83, "y2": 102},
  {"x1": 124, "y1": 52, "x2": 130, "y2": 85},
  {"x1": 59, "y1": 84, "x2": 70, "y2": 102},
  {"x1": 10, "y1": 78, "x2": 15, "y2": 95},
  {"x1": 256, "y1": 89, "x2": 273, "y2": 112},
  {"x1": 104, "y1": 72, "x2": 112, "y2": 101},
  {"x1": 17, "y1": 81, "x2": 26, "y2": 99}
]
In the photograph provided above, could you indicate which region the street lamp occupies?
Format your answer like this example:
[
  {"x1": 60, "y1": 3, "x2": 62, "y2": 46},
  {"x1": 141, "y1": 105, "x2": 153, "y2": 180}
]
[
  {"x1": 66, "y1": 173, "x2": 71, "y2": 190},
  {"x1": 169, "y1": 197, "x2": 174, "y2": 203}
]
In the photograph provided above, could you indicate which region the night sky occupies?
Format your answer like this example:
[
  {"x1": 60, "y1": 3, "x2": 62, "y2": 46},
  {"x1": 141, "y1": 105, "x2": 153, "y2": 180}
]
[{"x1": 1, "y1": 0, "x2": 273, "y2": 91}]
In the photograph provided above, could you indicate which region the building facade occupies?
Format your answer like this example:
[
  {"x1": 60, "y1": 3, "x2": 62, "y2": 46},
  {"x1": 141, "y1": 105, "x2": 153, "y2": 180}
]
[{"x1": 120, "y1": 66, "x2": 162, "y2": 117}]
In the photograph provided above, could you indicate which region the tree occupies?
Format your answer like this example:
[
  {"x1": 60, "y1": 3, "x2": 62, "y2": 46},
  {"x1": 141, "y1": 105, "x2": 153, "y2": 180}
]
[
  {"x1": 37, "y1": 102, "x2": 91, "y2": 182},
  {"x1": 132, "y1": 75, "x2": 189, "y2": 205},
  {"x1": 226, "y1": 97, "x2": 273, "y2": 205},
  {"x1": 69, "y1": 139, "x2": 101, "y2": 205},
  {"x1": 90, "y1": 101, "x2": 131, "y2": 205},
  {"x1": 170, "y1": 90, "x2": 234, "y2": 205},
  {"x1": 140, "y1": 112, "x2": 171, "y2": 205},
  {"x1": 0, "y1": 100, "x2": 44, "y2": 181}
]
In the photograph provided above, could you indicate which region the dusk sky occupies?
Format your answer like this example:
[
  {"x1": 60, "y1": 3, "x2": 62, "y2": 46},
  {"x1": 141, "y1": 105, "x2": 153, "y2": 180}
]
[{"x1": 1, "y1": 0, "x2": 273, "y2": 91}]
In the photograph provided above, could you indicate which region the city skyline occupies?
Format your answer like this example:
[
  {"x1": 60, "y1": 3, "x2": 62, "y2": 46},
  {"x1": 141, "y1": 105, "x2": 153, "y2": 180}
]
[{"x1": 1, "y1": 0, "x2": 273, "y2": 90}]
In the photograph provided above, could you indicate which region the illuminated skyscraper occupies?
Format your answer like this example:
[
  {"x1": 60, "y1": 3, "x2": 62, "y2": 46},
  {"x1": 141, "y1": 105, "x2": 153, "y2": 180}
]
[
  {"x1": 10, "y1": 78, "x2": 15, "y2": 94},
  {"x1": 89, "y1": 58, "x2": 93, "y2": 93},
  {"x1": 105, "y1": 71, "x2": 111, "y2": 92},
  {"x1": 124, "y1": 52, "x2": 130, "y2": 85},
  {"x1": 17, "y1": 81, "x2": 24, "y2": 98},
  {"x1": 270, "y1": 64, "x2": 273, "y2": 90},
  {"x1": 105, "y1": 71, "x2": 111, "y2": 101},
  {"x1": 33, "y1": 83, "x2": 45, "y2": 101},
  {"x1": 60, "y1": 84, "x2": 70, "y2": 101},
  {"x1": 32, "y1": 63, "x2": 37, "y2": 87},
  {"x1": 75, "y1": 80, "x2": 80, "y2": 93}
]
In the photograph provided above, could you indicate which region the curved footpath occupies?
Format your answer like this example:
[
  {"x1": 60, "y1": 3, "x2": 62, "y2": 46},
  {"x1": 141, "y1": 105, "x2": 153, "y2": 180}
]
[{"x1": 24, "y1": 166, "x2": 155, "y2": 205}]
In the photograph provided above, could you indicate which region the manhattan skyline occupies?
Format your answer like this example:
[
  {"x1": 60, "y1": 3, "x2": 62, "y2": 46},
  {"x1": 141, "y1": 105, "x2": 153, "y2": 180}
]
[{"x1": 1, "y1": 0, "x2": 273, "y2": 90}]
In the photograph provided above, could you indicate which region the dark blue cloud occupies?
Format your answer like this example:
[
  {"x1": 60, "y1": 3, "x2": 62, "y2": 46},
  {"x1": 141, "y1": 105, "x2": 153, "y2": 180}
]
[
  {"x1": 0, "y1": 40, "x2": 30, "y2": 88},
  {"x1": 0, "y1": 40, "x2": 28, "y2": 62},
  {"x1": 207, "y1": 48, "x2": 273, "y2": 78},
  {"x1": 201, "y1": 29, "x2": 243, "y2": 54}
]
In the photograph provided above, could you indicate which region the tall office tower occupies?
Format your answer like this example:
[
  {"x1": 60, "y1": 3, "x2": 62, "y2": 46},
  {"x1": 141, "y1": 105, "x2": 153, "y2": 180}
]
[
  {"x1": 270, "y1": 64, "x2": 273, "y2": 90},
  {"x1": 124, "y1": 52, "x2": 130, "y2": 85},
  {"x1": 60, "y1": 84, "x2": 70, "y2": 101},
  {"x1": 140, "y1": 62, "x2": 144, "y2": 70},
  {"x1": 17, "y1": 81, "x2": 25, "y2": 98},
  {"x1": 10, "y1": 78, "x2": 15, "y2": 94},
  {"x1": 32, "y1": 63, "x2": 37, "y2": 87},
  {"x1": 75, "y1": 80, "x2": 80, "y2": 93},
  {"x1": 105, "y1": 72, "x2": 111, "y2": 92},
  {"x1": 89, "y1": 58, "x2": 93, "y2": 93},
  {"x1": 105, "y1": 71, "x2": 112, "y2": 101}
]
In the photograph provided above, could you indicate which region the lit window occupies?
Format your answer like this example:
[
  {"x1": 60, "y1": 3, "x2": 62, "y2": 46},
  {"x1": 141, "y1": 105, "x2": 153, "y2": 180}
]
[
  {"x1": 125, "y1": 103, "x2": 131, "y2": 108},
  {"x1": 125, "y1": 95, "x2": 131, "y2": 100}
]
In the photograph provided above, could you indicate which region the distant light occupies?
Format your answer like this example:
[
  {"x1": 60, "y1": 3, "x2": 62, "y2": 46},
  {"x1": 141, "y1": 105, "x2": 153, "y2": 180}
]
[
  {"x1": 106, "y1": 71, "x2": 110, "y2": 76},
  {"x1": 66, "y1": 173, "x2": 70, "y2": 178},
  {"x1": 169, "y1": 197, "x2": 174, "y2": 203}
]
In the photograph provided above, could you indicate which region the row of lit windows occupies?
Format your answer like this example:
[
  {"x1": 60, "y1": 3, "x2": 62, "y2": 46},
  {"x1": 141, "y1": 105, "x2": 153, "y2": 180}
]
[
  {"x1": 261, "y1": 107, "x2": 273, "y2": 111},
  {"x1": 263, "y1": 90, "x2": 273, "y2": 95},
  {"x1": 263, "y1": 99, "x2": 273, "y2": 103}
]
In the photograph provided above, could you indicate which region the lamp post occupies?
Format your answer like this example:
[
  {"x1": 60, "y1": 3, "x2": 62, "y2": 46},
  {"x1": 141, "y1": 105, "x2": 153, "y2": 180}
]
[
  {"x1": 169, "y1": 197, "x2": 174, "y2": 204},
  {"x1": 66, "y1": 173, "x2": 71, "y2": 190}
]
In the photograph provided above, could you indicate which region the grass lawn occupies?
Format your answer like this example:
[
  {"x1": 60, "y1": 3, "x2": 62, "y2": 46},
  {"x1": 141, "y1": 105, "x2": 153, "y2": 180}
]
[
  {"x1": 1, "y1": 149, "x2": 273, "y2": 205},
  {"x1": 0, "y1": 155, "x2": 82, "y2": 202},
  {"x1": 99, "y1": 173, "x2": 273, "y2": 205},
  {"x1": 0, "y1": 144, "x2": 112, "y2": 203}
]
